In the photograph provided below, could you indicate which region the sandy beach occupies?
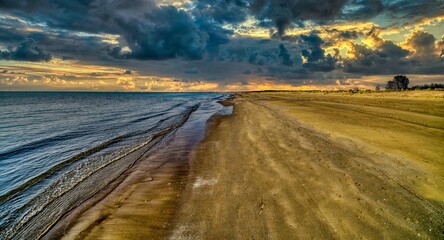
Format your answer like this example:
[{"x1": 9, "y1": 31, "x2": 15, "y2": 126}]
[
  {"x1": 172, "y1": 91, "x2": 444, "y2": 239},
  {"x1": 3, "y1": 2, "x2": 444, "y2": 239},
  {"x1": 50, "y1": 91, "x2": 444, "y2": 239}
]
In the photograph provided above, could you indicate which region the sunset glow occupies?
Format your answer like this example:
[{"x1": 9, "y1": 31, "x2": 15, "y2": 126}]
[{"x1": 1, "y1": 0, "x2": 443, "y2": 91}]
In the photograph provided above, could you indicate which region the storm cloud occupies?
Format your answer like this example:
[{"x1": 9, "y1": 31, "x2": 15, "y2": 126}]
[
  {"x1": 0, "y1": 39, "x2": 52, "y2": 62},
  {"x1": 404, "y1": 31, "x2": 437, "y2": 60},
  {"x1": 0, "y1": 0, "x2": 231, "y2": 60},
  {"x1": 250, "y1": 0, "x2": 348, "y2": 36},
  {"x1": 109, "y1": 6, "x2": 210, "y2": 60},
  {"x1": 0, "y1": 0, "x2": 443, "y2": 90}
]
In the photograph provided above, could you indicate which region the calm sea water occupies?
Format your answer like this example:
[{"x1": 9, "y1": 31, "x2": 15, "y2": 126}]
[{"x1": 0, "y1": 92, "x2": 228, "y2": 238}]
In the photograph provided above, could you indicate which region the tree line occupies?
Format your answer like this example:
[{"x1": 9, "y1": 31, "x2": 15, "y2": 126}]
[{"x1": 384, "y1": 75, "x2": 443, "y2": 91}]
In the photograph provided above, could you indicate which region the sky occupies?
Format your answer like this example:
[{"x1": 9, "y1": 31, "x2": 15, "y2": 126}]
[{"x1": 0, "y1": 0, "x2": 443, "y2": 91}]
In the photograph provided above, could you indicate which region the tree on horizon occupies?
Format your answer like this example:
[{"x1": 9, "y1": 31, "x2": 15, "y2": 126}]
[{"x1": 386, "y1": 75, "x2": 409, "y2": 90}]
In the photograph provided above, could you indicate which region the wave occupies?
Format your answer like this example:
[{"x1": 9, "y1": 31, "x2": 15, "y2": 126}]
[
  {"x1": 0, "y1": 136, "x2": 123, "y2": 205},
  {"x1": 127, "y1": 102, "x2": 186, "y2": 125},
  {"x1": 0, "y1": 104, "x2": 199, "y2": 240},
  {"x1": 0, "y1": 131, "x2": 91, "y2": 161},
  {"x1": 0, "y1": 102, "x2": 188, "y2": 162}
]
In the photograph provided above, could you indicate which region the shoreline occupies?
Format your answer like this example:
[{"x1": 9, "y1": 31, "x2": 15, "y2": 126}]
[
  {"x1": 41, "y1": 132, "x2": 170, "y2": 239},
  {"x1": 40, "y1": 98, "x2": 231, "y2": 239}
]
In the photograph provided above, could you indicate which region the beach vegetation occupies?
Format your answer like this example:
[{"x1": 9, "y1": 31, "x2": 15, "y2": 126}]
[{"x1": 409, "y1": 83, "x2": 444, "y2": 90}]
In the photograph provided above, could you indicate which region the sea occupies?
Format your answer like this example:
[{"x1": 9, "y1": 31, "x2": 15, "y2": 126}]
[{"x1": 0, "y1": 92, "x2": 231, "y2": 239}]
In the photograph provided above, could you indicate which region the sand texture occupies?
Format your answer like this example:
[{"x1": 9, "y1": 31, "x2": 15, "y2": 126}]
[{"x1": 171, "y1": 92, "x2": 444, "y2": 240}]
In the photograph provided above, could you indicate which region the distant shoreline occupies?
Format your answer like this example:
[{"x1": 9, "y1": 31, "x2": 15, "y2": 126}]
[{"x1": 0, "y1": 88, "x2": 443, "y2": 94}]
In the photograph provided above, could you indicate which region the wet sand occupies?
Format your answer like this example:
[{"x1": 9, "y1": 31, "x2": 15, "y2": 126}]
[
  {"x1": 51, "y1": 91, "x2": 444, "y2": 239},
  {"x1": 43, "y1": 106, "x2": 216, "y2": 240},
  {"x1": 171, "y1": 92, "x2": 444, "y2": 239}
]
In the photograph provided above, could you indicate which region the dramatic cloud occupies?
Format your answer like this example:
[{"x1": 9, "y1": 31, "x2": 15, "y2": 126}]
[
  {"x1": 438, "y1": 35, "x2": 444, "y2": 58},
  {"x1": 0, "y1": 0, "x2": 231, "y2": 60},
  {"x1": 295, "y1": 33, "x2": 339, "y2": 72},
  {"x1": 109, "y1": 6, "x2": 208, "y2": 60},
  {"x1": 193, "y1": 0, "x2": 248, "y2": 25},
  {"x1": 250, "y1": 0, "x2": 348, "y2": 35},
  {"x1": 324, "y1": 28, "x2": 360, "y2": 40},
  {"x1": 278, "y1": 44, "x2": 293, "y2": 66},
  {"x1": 344, "y1": 42, "x2": 408, "y2": 75},
  {"x1": 343, "y1": 28, "x2": 444, "y2": 76},
  {"x1": 0, "y1": 0, "x2": 443, "y2": 90},
  {"x1": 384, "y1": 0, "x2": 444, "y2": 25},
  {"x1": 300, "y1": 34, "x2": 325, "y2": 62},
  {"x1": 341, "y1": 0, "x2": 384, "y2": 20},
  {"x1": 0, "y1": 40, "x2": 52, "y2": 62},
  {"x1": 403, "y1": 31, "x2": 437, "y2": 60}
]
